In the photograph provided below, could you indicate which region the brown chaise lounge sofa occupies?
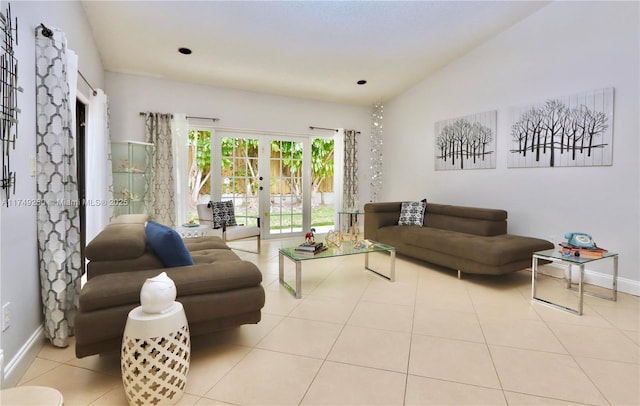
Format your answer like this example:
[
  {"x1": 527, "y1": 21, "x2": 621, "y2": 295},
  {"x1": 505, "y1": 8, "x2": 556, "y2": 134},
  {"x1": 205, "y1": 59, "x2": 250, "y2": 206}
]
[
  {"x1": 364, "y1": 202, "x2": 553, "y2": 277},
  {"x1": 75, "y1": 214, "x2": 265, "y2": 358}
]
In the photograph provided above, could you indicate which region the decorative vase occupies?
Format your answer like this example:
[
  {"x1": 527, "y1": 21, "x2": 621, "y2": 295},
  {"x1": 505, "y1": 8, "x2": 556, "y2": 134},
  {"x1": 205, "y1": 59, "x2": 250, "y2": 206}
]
[
  {"x1": 140, "y1": 272, "x2": 177, "y2": 314},
  {"x1": 325, "y1": 230, "x2": 344, "y2": 248}
]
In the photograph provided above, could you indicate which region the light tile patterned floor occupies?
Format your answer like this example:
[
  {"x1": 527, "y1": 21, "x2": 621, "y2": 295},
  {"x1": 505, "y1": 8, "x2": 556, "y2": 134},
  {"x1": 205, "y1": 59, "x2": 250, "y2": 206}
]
[{"x1": 13, "y1": 238, "x2": 640, "y2": 405}]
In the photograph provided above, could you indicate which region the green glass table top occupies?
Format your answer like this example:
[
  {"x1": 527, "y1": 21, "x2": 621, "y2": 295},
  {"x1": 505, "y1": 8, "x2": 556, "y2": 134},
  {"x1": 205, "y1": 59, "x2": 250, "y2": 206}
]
[
  {"x1": 280, "y1": 241, "x2": 395, "y2": 262},
  {"x1": 533, "y1": 248, "x2": 617, "y2": 264}
]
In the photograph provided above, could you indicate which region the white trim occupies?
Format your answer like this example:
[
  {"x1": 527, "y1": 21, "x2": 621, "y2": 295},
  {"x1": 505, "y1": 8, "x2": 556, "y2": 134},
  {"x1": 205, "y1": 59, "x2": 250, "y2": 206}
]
[
  {"x1": 585, "y1": 270, "x2": 639, "y2": 297},
  {"x1": 3, "y1": 327, "x2": 44, "y2": 388},
  {"x1": 195, "y1": 125, "x2": 319, "y2": 139}
]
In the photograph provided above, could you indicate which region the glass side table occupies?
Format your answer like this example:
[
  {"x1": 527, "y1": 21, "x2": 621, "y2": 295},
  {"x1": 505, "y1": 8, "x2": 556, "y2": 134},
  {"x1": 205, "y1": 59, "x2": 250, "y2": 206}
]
[
  {"x1": 176, "y1": 224, "x2": 210, "y2": 238},
  {"x1": 531, "y1": 249, "x2": 618, "y2": 315},
  {"x1": 338, "y1": 209, "x2": 363, "y2": 240}
]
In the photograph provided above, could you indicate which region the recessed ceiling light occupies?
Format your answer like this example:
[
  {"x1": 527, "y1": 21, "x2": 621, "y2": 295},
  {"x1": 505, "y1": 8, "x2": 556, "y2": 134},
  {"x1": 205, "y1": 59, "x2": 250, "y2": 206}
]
[
  {"x1": 178, "y1": 47, "x2": 192, "y2": 55},
  {"x1": 357, "y1": 80, "x2": 367, "y2": 85}
]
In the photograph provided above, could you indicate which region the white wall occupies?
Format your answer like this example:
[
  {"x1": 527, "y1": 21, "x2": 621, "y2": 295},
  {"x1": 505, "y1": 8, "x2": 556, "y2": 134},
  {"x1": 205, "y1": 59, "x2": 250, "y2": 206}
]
[
  {"x1": 3, "y1": 1, "x2": 637, "y2": 387},
  {"x1": 383, "y1": 1, "x2": 639, "y2": 293},
  {"x1": 106, "y1": 72, "x2": 374, "y2": 208},
  {"x1": 0, "y1": 1, "x2": 104, "y2": 387}
]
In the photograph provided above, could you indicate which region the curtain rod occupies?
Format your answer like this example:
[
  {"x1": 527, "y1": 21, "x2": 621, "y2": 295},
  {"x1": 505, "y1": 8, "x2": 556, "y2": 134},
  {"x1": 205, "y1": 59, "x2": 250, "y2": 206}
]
[
  {"x1": 309, "y1": 126, "x2": 338, "y2": 132},
  {"x1": 187, "y1": 115, "x2": 220, "y2": 122},
  {"x1": 78, "y1": 70, "x2": 97, "y2": 96},
  {"x1": 40, "y1": 23, "x2": 97, "y2": 96},
  {"x1": 139, "y1": 112, "x2": 174, "y2": 119},
  {"x1": 138, "y1": 112, "x2": 219, "y2": 122},
  {"x1": 309, "y1": 126, "x2": 360, "y2": 134}
]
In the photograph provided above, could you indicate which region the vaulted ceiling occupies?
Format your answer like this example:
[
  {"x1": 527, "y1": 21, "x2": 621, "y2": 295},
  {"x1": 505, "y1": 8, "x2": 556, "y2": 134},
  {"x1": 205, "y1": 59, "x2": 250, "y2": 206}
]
[{"x1": 82, "y1": 1, "x2": 549, "y2": 106}]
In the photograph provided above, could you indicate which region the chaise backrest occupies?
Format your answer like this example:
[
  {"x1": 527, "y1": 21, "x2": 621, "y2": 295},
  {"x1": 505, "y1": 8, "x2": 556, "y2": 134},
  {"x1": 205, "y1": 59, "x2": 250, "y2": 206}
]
[
  {"x1": 85, "y1": 214, "x2": 149, "y2": 262},
  {"x1": 85, "y1": 214, "x2": 163, "y2": 279},
  {"x1": 424, "y1": 203, "x2": 507, "y2": 236},
  {"x1": 364, "y1": 202, "x2": 507, "y2": 239}
]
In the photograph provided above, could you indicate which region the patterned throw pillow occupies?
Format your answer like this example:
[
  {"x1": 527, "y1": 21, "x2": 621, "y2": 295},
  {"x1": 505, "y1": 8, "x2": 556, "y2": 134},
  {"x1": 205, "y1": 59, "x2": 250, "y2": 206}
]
[
  {"x1": 398, "y1": 199, "x2": 427, "y2": 226},
  {"x1": 209, "y1": 201, "x2": 237, "y2": 228}
]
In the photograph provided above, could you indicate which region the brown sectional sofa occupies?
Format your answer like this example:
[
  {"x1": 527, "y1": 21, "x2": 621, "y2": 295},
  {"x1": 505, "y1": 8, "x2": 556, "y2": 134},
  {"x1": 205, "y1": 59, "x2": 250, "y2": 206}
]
[
  {"x1": 364, "y1": 202, "x2": 553, "y2": 276},
  {"x1": 75, "y1": 214, "x2": 265, "y2": 358}
]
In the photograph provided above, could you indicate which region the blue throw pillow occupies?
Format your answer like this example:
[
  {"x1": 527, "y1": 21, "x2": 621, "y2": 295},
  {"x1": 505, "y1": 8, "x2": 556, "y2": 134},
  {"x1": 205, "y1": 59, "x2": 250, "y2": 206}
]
[{"x1": 145, "y1": 221, "x2": 194, "y2": 267}]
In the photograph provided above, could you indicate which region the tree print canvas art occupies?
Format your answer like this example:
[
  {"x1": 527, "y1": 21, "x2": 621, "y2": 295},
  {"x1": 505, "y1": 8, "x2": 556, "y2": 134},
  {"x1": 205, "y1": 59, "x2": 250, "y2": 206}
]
[
  {"x1": 434, "y1": 110, "x2": 497, "y2": 170},
  {"x1": 508, "y1": 88, "x2": 614, "y2": 168}
]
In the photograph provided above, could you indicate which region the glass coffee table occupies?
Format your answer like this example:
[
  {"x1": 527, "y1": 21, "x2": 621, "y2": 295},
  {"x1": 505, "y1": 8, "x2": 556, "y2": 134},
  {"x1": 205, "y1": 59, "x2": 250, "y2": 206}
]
[
  {"x1": 279, "y1": 241, "x2": 396, "y2": 299},
  {"x1": 532, "y1": 248, "x2": 618, "y2": 315}
]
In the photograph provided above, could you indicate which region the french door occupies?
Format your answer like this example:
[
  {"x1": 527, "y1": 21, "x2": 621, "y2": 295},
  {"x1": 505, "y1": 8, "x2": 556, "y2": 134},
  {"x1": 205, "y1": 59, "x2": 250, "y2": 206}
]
[{"x1": 211, "y1": 131, "x2": 313, "y2": 238}]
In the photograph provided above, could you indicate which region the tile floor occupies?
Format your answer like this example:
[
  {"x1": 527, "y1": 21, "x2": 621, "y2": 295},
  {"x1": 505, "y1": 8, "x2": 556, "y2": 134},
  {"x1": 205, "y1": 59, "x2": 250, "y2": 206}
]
[{"x1": 14, "y1": 238, "x2": 640, "y2": 405}]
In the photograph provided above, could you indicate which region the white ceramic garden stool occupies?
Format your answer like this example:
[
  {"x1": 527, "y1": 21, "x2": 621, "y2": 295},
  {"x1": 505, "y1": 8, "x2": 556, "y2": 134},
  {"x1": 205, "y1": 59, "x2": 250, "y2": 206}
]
[
  {"x1": 121, "y1": 301, "x2": 190, "y2": 406},
  {"x1": 0, "y1": 386, "x2": 63, "y2": 405}
]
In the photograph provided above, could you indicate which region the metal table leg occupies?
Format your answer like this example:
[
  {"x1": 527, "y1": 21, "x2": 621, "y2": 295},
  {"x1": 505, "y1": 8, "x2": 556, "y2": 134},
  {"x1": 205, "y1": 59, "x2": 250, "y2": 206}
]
[
  {"x1": 279, "y1": 251, "x2": 302, "y2": 299},
  {"x1": 365, "y1": 249, "x2": 396, "y2": 282},
  {"x1": 532, "y1": 254, "x2": 584, "y2": 315}
]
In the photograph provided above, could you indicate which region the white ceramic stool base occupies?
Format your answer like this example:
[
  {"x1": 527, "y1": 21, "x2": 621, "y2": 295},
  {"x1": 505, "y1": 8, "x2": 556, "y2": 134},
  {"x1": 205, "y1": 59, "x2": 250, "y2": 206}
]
[{"x1": 121, "y1": 301, "x2": 190, "y2": 406}]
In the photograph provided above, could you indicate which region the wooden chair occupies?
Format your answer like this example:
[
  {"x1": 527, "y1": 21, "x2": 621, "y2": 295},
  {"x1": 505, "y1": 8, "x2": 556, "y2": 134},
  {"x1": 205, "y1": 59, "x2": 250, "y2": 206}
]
[{"x1": 197, "y1": 202, "x2": 260, "y2": 253}]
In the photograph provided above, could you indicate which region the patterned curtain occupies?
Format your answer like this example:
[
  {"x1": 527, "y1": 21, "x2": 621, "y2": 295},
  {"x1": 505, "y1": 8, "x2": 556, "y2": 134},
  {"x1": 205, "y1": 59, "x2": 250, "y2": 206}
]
[
  {"x1": 145, "y1": 113, "x2": 175, "y2": 227},
  {"x1": 35, "y1": 26, "x2": 82, "y2": 348},
  {"x1": 343, "y1": 130, "x2": 358, "y2": 209}
]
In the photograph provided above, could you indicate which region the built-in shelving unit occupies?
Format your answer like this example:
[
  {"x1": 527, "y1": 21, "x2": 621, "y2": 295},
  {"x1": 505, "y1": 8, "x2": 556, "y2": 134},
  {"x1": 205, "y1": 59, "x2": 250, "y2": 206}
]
[{"x1": 112, "y1": 141, "x2": 155, "y2": 216}]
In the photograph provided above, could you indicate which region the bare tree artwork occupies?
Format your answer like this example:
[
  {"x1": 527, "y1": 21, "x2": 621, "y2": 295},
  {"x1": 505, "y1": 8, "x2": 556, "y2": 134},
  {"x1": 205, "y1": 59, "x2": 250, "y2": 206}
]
[
  {"x1": 508, "y1": 88, "x2": 614, "y2": 168},
  {"x1": 435, "y1": 110, "x2": 496, "y2": 170}
]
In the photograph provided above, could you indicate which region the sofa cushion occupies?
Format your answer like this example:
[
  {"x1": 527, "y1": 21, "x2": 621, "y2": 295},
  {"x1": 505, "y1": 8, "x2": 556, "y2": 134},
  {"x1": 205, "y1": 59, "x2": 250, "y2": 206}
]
[
  {"x1": 145, "y1": 221, "x2": 194, "y2": 267},
  {"x1": 209, "y1": 201, "x2": 237, "y2": 228},
  {"x1": 79, "y1": 263, "x2": 263, "y2": 312},
  {"x1": 398, "y1": 200, "x2": 426, "y2": 226},
  {"x1": 86, "y1": 253, "x2": 165, "y2": 280},
  {"x1": 403, "y1": 227, "x2": 552, "y2": 266},
  {"x1": 86, "y1": 223, "x2": 147, "y2": 261},
  {"x1": 183, "y1": 236, "x2": 231, "y2": 251}
]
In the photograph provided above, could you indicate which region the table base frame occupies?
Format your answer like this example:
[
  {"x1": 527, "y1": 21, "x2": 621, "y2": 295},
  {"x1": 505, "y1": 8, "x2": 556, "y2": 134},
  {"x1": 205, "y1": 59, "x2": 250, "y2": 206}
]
[
  {"x1": 279, "y1": 249, "x2": 396, "y2": 299},
  {"x1": 531, "y1": 254, "x2": 617, "y2": 316}
]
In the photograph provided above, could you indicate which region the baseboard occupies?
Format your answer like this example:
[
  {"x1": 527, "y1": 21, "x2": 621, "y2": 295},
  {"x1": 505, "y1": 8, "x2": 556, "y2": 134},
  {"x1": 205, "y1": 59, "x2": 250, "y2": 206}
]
[
  {"x1": 584, "y1": 270, "x2": 640, "y2": 296},
  {"x1": 538, "y1": 263, "x2": 639, "y2": 296},
  {"x1": 2, "y1": 326, "x2": 44, "y2": 388}
]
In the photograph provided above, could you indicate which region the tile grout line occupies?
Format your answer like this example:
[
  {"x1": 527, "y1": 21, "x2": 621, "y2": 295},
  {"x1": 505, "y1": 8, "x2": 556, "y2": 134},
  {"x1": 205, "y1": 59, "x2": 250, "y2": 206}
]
[
  {"x1": 296, "y1": 262, "x2": 374, "y2": 405},
  {"x1": 527, "y1": 274, "x2": 619, "y2": 405},
  {"x1": 402, "y1": 266, "x2": 421, "y2": 406},
  {"x1": 466, "y1": 279, "x2": 511, "y2": 405}
]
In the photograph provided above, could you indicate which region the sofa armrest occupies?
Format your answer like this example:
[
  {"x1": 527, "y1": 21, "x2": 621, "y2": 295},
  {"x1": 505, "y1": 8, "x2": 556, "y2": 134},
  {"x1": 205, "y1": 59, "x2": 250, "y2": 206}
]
[{"x1": 364, "y1": 202, "x2": 403, "y2": 240}]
